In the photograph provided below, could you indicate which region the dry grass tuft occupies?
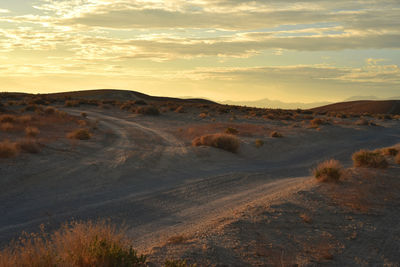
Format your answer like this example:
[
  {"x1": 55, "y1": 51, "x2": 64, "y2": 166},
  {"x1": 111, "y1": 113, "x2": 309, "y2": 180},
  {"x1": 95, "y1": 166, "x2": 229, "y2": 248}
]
[
  {"x1": 17, "y1": 139, "x2": 41, "y2": 154},
  {"x1": 67, "y1": 128, "x2": 92, "y2": 140},
  {"x1": 0, "y1": 140, "x2": 19, "y2": 158},
  {"x1": 313, "y1": 159, "x2": 343, "y2": 183},
  {"x1": 0, "y1": 114, "x2": 16, "y2": 123},
  {"x1": 225, "y1": 127, "x2": 239, "y2": 135},
  {"x1": 192, "y1": 133, "x2": 239, "y2": 153},
  {"x1": 379, "y1": 147, "x2": 398, "y2": 156},
  {"x1": 0, "y1": 122, "x2": 14, "y2": 132},
  {"x1": 270, "y1": 131, "x2": 283, "y2": 138},
  {"x1": 135, "y1": 106, "x2": 160, "y2": 116},
  {"x1": 255, "y1": 139, "x2": 264, "y2": 148},
  {"x1": 395, "y1": 153, "x2": 400, "y2": 164},
  {"x1": 25, "y1": 126, "x2": 40, "y2": 137},
  {"x1": 0, "y1": 221, "x2": 146, "y2": 267},
  {"x1": 352, "y1": 150, "x2": 388, "y2": 169}
]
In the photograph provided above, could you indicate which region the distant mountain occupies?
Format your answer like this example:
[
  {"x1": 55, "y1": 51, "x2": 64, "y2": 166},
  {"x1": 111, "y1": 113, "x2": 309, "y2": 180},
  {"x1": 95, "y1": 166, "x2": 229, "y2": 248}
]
[
  {"x1": 311, "y1": 100, "x2": 400, "y2": 115},
  {"x1": 345, "y1": 96, "x2": 400, "y2": 101},
  {"x1": 222, "y1": 98, "x2": 331, "y2": 109}
]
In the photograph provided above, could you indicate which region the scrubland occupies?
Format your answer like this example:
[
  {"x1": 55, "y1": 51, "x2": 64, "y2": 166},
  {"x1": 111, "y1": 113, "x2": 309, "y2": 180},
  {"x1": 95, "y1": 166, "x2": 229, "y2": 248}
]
[{"x1": 1, "y1": 91, "x2": 399, "y2": 266}]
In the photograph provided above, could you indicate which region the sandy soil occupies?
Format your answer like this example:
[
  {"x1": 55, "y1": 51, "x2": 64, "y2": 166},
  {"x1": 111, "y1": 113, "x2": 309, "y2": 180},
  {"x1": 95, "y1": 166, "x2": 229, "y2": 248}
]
[{"x1": 1, "y1": 106, "x2": 399, "y2": 265}]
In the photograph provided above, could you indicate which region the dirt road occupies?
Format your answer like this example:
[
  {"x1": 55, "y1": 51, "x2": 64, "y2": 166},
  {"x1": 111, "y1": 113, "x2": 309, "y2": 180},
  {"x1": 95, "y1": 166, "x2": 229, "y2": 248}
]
[{"x1": 1, "y1": 108, "x2": 399, "y2": 251}]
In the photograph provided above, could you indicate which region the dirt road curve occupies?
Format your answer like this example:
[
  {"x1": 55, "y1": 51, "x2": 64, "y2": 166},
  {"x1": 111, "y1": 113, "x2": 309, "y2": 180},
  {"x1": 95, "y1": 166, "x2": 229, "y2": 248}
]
[{"x1": 1, "y1": 109, "x2": 399, "y2": 251}]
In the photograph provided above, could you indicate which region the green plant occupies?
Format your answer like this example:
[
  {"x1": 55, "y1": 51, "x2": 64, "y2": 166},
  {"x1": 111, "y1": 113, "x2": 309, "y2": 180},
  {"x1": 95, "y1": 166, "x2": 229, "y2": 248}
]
[
  {"x1": 352, "y1": 150, "x2": 388, "y2": 169},
  {"x1": 313, "y1": 159, "x2": 343, "y2": 182}
]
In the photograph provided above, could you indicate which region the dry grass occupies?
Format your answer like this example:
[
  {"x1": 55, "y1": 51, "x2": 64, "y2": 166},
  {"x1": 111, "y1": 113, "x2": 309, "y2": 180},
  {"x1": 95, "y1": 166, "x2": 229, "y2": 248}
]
[
  {"x1": 135, "y1": 106, "x2": 160, "y2": 116},
  {"x1": 395, "y1": 153, "x2": 400, "y2": 165},
  {"x1": 313, "y1": 159, "x2": 343, "y2": 182},
  {"x1": 270, "y1": 131, "x2": 283, "y2": 138},
  {"x1": 67, "y1": 128, "x2": 92, "y2": 140},
  {"x1": 225, "y1": 127, "x2": 239, "y2": 135},
  {"x1": 379, "y1": 147, "x2": 398, "y2": 156},
  {"x1": 25, "y1": 126, "x2": 40, "y2": 137},
  {"x1": 17, "y1": 139, "x2": 41, "y2": 154},
  {"x1": 192, "y1": 133, "x2": 240, "y2": 153},
  {"x1": 255, "y1": 139, "x2": 264, "y2": 148},
  {"x1": 352, "y1": 150, "x2": 388, "y2": 169},
  {"x1": 0, "y1": 221, "x2": 146, "y2": 267},
  {"x1": 0, "y1": 122, "x2": 14, "y2": 132},
  {"x1": 0, "y1": 140, "x2": 18, "y2": 158}
]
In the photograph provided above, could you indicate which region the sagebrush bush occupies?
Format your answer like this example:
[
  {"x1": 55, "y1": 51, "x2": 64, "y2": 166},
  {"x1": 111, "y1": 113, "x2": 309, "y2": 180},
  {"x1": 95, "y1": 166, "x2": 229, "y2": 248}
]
[
  {"x1": 313, "y1": 159, "x2": 343, "y2": 182},
  {"x1": 0, "y1": 114, "x2": 16, "y2": 123},
  {"x1": 395, "y1": 153, "x2": 400, "y2": 165},
  {"x1": 225, "y1": 127, "x2": 238, "y2": 135},
  {"x1": 0, "y1": 140, "x2": 18, "y2": 158},
  {"x1": 0, "y1": 122, "x2": 13, "y2": 132},
  {"x1": 25, "y1": 126, "x2": 40, "y2": 137},
  {"x1": 17, "y1": 139, "x2": 41, "y2": 154},
  {"x1": 352, "y1": 150, "x2": 388, "y2": 169},
  {"x1": 67, "y1": 128, "x2": 91, "y2": 140},
  {"x1": 270, "y1": 131, "x2": 283, "y2": 138},
  {"x1": 0, "y1": 221, "x2": 147, "y2": 267},
  {"x1": 135, "y1": 106, "x2": 160, "y2": 116},
  {"x1": 380, "y1": 147, "x2": 398, "y2": 156},
  {"x1": 192, "y1": 133, "x2": 239, "y2": 153},
  {"x1": 255, "y1": 139, "x2": 264, "y2": 148},
  {"x1": 44, "y1": 106, "x2": 56, "y2": 115}
]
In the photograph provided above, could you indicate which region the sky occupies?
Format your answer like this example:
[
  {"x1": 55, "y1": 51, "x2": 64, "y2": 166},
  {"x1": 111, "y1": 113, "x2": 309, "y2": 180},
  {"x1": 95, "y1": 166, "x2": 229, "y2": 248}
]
[{"x1": 0, "y1": 0, "x2": 399, "y2": 104}]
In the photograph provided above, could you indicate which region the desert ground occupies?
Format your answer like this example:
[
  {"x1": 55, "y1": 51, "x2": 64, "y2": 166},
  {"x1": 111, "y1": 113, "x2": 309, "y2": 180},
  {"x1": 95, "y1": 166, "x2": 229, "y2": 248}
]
[{"x1": 0, "y1": 90, "x2": 399, "y2": 266}]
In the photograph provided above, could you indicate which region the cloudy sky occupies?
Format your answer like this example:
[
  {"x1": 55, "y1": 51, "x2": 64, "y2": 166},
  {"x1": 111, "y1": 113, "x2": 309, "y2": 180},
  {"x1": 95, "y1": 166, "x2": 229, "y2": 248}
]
[{"x1": 0, "y1": 0, "x2": 399, "y2": 103}]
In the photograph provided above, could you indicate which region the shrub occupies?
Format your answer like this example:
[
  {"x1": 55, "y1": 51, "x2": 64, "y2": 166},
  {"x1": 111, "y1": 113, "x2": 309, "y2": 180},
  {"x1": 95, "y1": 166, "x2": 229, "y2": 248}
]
[
  {"x1": 270, "y1": 131, "x2": 283, "y2": 138},
  {"x1": 395, "y1": 153, "x2": 400, "y2": 164},
  {"x1": 255, "y1": 139, "x2": 264, "y2": 148},
  {"x1": 0, "y1": 114, "x2": 16, "y2": 123},
  {"x1": 17, "y1": 139, "x2": 41, "y2": 154},
  {"x1": 17, "y1": 115, "x2": 32, "y2": 123},
  {"x1": 352, "y1": 150, "x2": 388, "y2": 169},
  {"x1": 25, "y1": 126, "x2": 40, "y2": 137},
  {"x1": 192, "y1": 133, "x2": 240, "y2": 153},
  {"x1": 0, "y1": 140, "x2": 18, "y2": 158},
  {"x1": 64, "y1": 100, "x2": 80, "y2": 107},
  {"x1": 380, "y1": 147, "x2": 398, "y2": 156},
  {"x1": 198, "y1": 113, "x2": 207, "y2": 119},
  {"x1": 355, "y1": 118, "x2": 369, "y2": 126},
  {"x1": 0, "y1": 221, "x2": 147, "y2": 267},
  {"x1": 44, "y1": 106, "x2": 56, "y2": 115},
  {"x1": 0, "y1": 122, "x2": 14, "y2": 132},
  {"x1": 67, "y1": 128, "x2": 91, "y2": 140},
  {"x1": 165, "y1": 259, "x2": 196, "y2": 267},
  {"x1": 313, "y1": 159, "x2": 343, "y2": 182},
  {"x1": 135, "y1": 106, "x2": 160, "y2": 116},
  {"x1": 175, "y1": 106, "x2": 185, "y2": 113},
  {"x1": 310, "y1": 118, "x2": 327, "y2": 127},
  {"x1": 81, "y1": 112, "x2": 88, "y2": 118},
  {"x1": 225, "y1": 127, "x2": 238, "y2": 135}
]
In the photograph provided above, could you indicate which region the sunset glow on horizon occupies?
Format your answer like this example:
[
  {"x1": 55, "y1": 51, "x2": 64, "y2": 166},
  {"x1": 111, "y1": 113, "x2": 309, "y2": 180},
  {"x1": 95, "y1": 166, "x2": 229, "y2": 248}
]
[{"x1": 0, "y1": 0, "x2": 399, "y2": 104}]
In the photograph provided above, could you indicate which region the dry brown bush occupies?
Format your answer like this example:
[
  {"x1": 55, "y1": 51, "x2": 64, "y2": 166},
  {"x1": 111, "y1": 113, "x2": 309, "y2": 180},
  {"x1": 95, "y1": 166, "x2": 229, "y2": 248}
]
[
  {"x1": 313, "y1": 159, "x2": 343, "y2": 183},
  {"x1": 352, "y1": 150, "x2": 388, "y2": 169},
  {"x1": 44, "y1": 106, "x2": 57, "y2": 115},
  {"x1": 0, "y1": 140, "x2": 19, "y2": 158},
  {"x1": 395, "y1": 153, "x2": 400, "y2": 164},
  {"x1": 0, "y1": 122, "x2": 14, "y2": 132},
  {"x1": 135, "y1": 106, "x2": 160, "y2": 116},
  {"x1": 0, "y1": 221, "x2": 146, "y2": 267},
  {"x1": 25, "y1": 126, "x2": 40, "y2": 137},
  {"x1": 67, "y1": 128, "x2": 92, "y2": 140},
  {"x1": 17, "y1": 139, "x2": 41, "y2": 154},
  {"x1": 379, "y1": 147, "x2": 398, "y2": 156},
  {"x1": 192, "y1": 133, "x2": 239, "y2": 153},
  {"x1": 270, "y1": 131, "x2": 283, "y2": 138},
  {"x1": 255, "y1": 139, "x2": 264, "y2": 148},
  {"x1": 0, "y1": 114, "x2": 16, "y2": 123},
  {"x1": 225, "y1": 127, "x2": 239, "y2": 135}
]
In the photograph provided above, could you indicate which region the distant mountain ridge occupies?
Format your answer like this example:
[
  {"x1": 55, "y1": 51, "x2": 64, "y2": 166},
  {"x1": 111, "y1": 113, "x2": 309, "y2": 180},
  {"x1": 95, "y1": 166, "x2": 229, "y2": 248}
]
[{"x1": 222, "y1": 98, "x2": 331, "y2": 109}]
